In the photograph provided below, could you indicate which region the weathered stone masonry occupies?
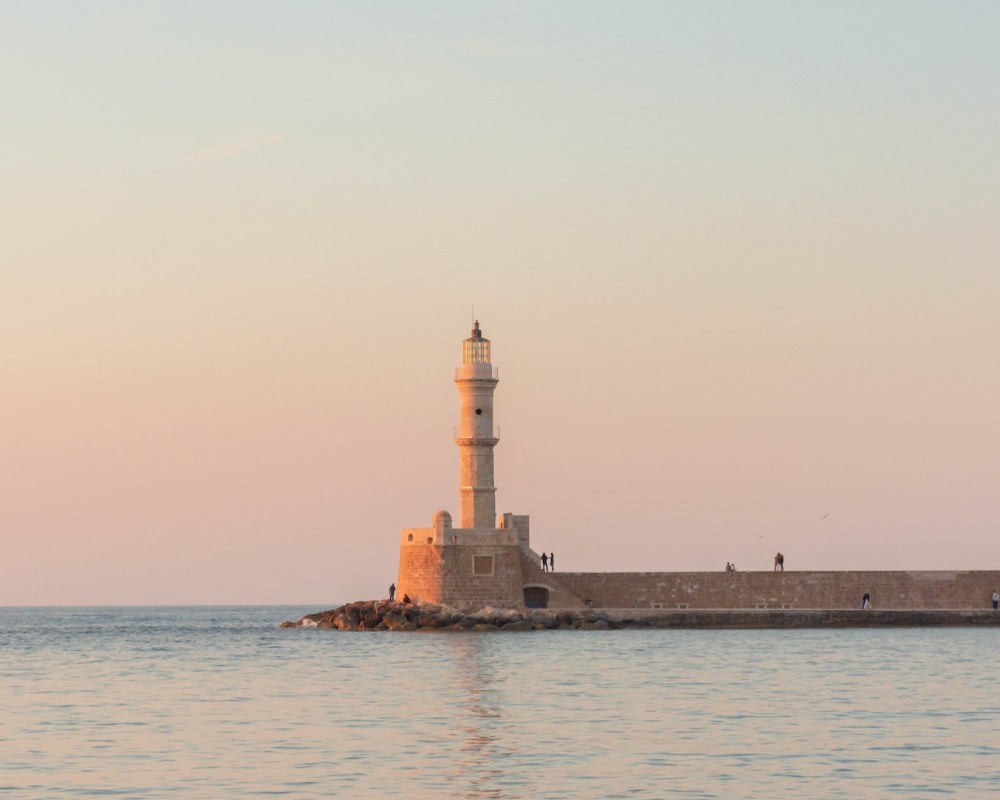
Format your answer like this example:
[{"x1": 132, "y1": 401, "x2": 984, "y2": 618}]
[{"x1": 553, "y1": 570, "x2": 1000, "y2": 610}]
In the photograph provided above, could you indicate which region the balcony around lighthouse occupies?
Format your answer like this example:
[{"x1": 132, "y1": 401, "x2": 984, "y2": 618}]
[{"x1": 454, "y1": 424, "x2": 499, "y2": 443}]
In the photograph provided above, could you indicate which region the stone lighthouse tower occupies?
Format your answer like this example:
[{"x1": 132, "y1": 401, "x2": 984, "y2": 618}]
[
  {"x1": 456, "y1": 321, "x2": 499, "y2": 529},
  {"x1": 396, "y1": 321, "x2": 549, "y2": 610}
]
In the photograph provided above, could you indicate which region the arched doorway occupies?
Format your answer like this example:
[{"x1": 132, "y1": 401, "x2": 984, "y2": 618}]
[{"x1": 523, "y1": 586, "x2": 549, "y2": 609}]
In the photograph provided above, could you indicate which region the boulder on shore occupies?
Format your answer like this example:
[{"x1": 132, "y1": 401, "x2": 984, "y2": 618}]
[
  {"x1": 280, "y1": 602, "x2": 1000, "y2": 631},
  {"x1": 280, "y1": 600, "x2": 613, "y2": 632}
]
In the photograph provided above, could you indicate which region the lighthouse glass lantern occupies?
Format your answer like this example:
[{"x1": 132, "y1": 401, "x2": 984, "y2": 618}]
[{"x1": 463, "y1": 321, "x2": 491, "y2": 365}]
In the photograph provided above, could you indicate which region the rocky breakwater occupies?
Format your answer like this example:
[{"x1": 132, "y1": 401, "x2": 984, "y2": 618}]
[
  {"x1": 281, "y1": 601, "x2": 1000, "y2": 631},
  {"x1": 281, "y1": 600, "x2": 616, "y2": 632}
]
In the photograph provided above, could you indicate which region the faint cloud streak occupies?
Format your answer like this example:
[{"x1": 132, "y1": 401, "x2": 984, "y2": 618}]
[
  {"x1": 187, "y1": 133, "x2": 286, "y2": 163},
  {"x1": 448, "y1": 39, "x2": 546, "y2": 60}
]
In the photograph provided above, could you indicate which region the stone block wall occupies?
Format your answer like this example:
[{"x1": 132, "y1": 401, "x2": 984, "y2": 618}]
[
  {"x1": 553, "y1": 570, "x2": 1000, "y2": 610},
  {"x1": 398, "y1": 527, "x2": 1000, "y2": 611},
  {"x1": 498, "y1": 513, "x2": 531, "y2": 548},
  {"x1": 397, "y1": 540, "x2": 525, "y2": 610},
  {"x1": 519, "y1": 551, "x2": 587, "y2": 609},
  {"x1": 396, "y1": 541, "x2": 444, "y2": 603}
]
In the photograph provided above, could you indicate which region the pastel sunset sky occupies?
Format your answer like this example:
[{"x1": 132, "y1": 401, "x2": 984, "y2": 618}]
[{"x1": 3, "y1": 1, "x2": 998, "y2": 605}]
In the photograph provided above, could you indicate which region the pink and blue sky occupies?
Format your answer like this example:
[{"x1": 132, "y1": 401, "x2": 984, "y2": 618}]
[{"x1": 3, "y1": 2, "x2": 998, "y2": 605}]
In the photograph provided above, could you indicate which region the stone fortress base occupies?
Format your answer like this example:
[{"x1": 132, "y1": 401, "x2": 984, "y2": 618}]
[{"x1": 398, "y1": 520, "x2": 1000, "y2": 612}]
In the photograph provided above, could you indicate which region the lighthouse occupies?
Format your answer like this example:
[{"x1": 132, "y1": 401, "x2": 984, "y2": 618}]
[
  {"x1": 396, "y1": 321, "x2": 568, "y2": 610},
  {"x1": 455, "y1": 321, "x2": 499, "y2": 528}
]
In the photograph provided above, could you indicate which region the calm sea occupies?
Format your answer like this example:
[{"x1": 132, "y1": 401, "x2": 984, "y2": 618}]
[{"x1": 2, "y1": 606, "x2": 998, "y2": 799}]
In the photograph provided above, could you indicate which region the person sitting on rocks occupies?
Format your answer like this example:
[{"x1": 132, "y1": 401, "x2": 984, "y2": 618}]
[{"x1": 402, "y1": 594, "x2": 411, "y2": 604}]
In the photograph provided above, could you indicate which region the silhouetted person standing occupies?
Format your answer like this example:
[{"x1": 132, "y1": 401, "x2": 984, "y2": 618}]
[
  {"x1": 389, "y1": 583, "x2": 396, "y2": 601},
  {"x1": 862, "y1": 592, "x2": 871, "y2": 609},
  {"x1": 541, "y1": 552, "x2": 549, "y2": 572},
  {"x1": 550, "y1": 552, "x2": 555, "y2": 572},
  {"x1": 993, "y1": 590, "x2": 998, "y2": 610}
]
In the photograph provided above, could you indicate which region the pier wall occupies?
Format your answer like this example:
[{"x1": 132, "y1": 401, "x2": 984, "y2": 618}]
[{"x1": 553, "y1": 570, "x2": 1000, "y2": 610}]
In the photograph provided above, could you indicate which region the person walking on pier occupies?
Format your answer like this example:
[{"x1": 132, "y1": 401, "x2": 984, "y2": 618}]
[
  {"x1": 862, "y1": 592, "x2": 871, "y2": 610},
  {"x1": 389, "y1": 583, "x2": 396, "y2": 601},
  {"x1": 993, "y1": 590, "x2": 998, "y2": 610}
]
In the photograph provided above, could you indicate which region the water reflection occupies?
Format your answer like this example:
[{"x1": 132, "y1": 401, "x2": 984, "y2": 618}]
[{"x1": 444, "y1": 634, "x2": 512, "y2": 799}]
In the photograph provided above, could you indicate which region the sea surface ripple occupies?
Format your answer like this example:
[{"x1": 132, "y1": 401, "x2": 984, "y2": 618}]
[{"x1": 1, "y1": 606, "x2": 998, "y2": 798}]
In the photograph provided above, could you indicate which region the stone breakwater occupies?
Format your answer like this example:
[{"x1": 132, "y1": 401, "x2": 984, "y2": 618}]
[{"x1": 281, "y1": 600, "x2": 1000, "y2": 631}]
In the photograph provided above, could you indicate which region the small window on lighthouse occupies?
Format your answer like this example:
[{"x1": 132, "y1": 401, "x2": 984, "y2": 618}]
[{"x1": 475, "y1": 408, "x2": 482, "y2": 415}]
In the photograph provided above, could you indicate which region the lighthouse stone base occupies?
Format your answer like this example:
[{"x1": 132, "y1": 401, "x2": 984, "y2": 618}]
[{"x1": 398, "y1": 512, "x2": 536, "y2": 610}]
